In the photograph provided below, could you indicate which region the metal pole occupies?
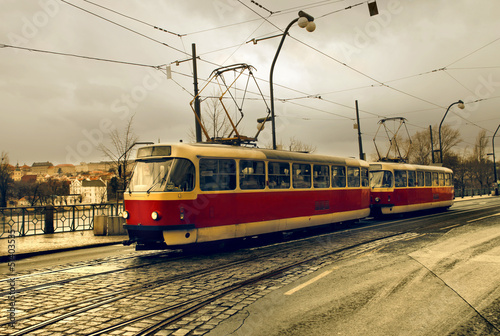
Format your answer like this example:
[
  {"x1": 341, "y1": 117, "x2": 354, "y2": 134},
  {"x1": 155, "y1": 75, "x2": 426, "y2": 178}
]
[
  {"x1": 493, "y1": 124, "x2": 500, "y2": 194},
  {"x1": 355, "y1": 100, "x2": 364, "y2": 160},
  {"x1": 269, "y1": 19, "x2": 298, "y2": 150},
  {"x1": 430, "y1": 125, "x2": 435, "y2": 164},
  {"x1": 192, "y1": 43, "x2": 202, "y2": 143},
  {"x1": 439, "y1": 101, "x2": 459, "y2": 164}
]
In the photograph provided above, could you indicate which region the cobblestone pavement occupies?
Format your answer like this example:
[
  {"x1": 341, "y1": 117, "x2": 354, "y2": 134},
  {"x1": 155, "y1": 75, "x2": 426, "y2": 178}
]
[{"x1": 1, "y1": 226, "x2": 420, "y2": 335}]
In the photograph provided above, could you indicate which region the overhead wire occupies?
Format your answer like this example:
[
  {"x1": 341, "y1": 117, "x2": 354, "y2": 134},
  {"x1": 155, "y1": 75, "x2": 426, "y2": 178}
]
[
  {"x1": 59, "y1": 0, "x2": 190, "y2": 57},
  {"x1": 80, "y1": 0, "x2": 185, "y2": 36},
  {"x1": 0, "y1": 43, "x2": 160, "y2": 68},
  {"x1": 6, "y1": 1, "x2": 498, "y2": 138},
  {"x1": 445, "y1": 36, "x2": 500, "y2": 67}
]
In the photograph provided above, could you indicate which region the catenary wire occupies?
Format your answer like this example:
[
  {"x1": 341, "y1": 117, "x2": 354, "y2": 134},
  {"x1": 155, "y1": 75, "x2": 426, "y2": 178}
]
[{"x1": 59, "y1": 0, "x2": 190, "y2": 56}]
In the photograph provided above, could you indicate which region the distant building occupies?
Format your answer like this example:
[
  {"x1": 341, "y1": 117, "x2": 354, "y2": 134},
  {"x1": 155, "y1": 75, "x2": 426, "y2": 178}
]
[
  {"x1": 70, "y1": 178, "x2": 107, "y2": 204},
  {"x1": 21, "y1": 174, "x2": 37, "y2": 183},
  {"x1": 12, "y1": 164, "x2": 23, "y2": 181},
  {"x1": 55, "y1": 164, "x2": 76, "y2": 175},
  {"x1": 31, "y1": 161, "x2": 54, "y2": 176},
  {"x1": 76, "y1": 161, "x2": 114, "y2": 173}
]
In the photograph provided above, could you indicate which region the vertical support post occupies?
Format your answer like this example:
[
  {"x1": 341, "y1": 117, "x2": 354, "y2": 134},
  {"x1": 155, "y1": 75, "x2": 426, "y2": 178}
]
[
  {"x1": 355, "y1": 100, "x2": 365, "y2": 160},
  {"x1": 270, "y1": 18, "x2": 300, "y2": 150},
  {"x1": 21, "y1": 208, "x2": 26, "y2": 236},
  {"x1": 430, "y1": 125, "x2": 435, "y2": 164},
  {"x1": 44, "y1": 206, "x2": 54, "y2": 234},
  {"x1": 72, "y1": 206, "x2": 76, "y2": 231},
  {"x1": 493, "y1": 124, "x2": 499, "y2": 195},
  {"x1": 192, "y1": 43, "x2": 202, "y2": 143}
]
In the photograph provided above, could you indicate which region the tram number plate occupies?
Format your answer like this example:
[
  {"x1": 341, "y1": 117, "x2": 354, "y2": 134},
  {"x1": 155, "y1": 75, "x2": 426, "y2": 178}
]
[{"x1": 315, "y1": 200, "x2": 330, "y2": 211}]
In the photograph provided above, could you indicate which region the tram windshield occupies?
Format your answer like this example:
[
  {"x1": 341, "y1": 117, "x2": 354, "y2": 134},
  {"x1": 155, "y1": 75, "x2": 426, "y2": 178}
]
[
  {"x1": 128, "y1": 158, "x2": 195, "y2": 192},
  {"x1": 370, "y1": 170, "x2": 393, "y2": 188}
]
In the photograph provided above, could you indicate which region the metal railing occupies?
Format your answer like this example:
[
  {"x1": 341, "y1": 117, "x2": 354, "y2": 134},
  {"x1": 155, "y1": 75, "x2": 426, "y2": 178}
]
[
  {"x1": 454, "y1": 188, "x2": 494, "y2": 198},
  {"x1": 0, "y1": 203, "x2": 123, "y2": 238}
]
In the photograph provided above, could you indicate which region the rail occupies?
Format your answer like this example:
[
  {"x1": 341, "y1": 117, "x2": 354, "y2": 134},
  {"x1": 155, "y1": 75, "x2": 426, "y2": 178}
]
[{"x1": 0, "y1": 203, "x2": 124, "y2": 238}]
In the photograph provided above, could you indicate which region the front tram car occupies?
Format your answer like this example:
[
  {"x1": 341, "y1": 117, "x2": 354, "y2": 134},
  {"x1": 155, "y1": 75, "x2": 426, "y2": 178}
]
[
  {"x1": 123, "y1": 143, "x2": 371, "y2": 250},
  {"x1": 369, "y1": 162, "x2": 454, "y2": 216}
]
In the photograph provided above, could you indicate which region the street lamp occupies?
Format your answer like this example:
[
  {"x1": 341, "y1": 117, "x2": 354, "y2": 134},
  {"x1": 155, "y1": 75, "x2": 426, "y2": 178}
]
[
  {"x1": 438, "y1": 100, "x2": 464, "y2": 164},
  {"x1": 492, "y1": 124, "x2": 500, "y2": 195},
  {"x1": 269, "y1": 11, "x2": 315, "y2": 150}
]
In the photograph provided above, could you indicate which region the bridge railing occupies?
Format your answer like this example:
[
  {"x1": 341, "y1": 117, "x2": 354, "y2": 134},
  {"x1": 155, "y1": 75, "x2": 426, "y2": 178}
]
[
  {"x1": 0, "y1": 203, "x2": 123, "y2": 238},
  {"x1": 454, "y1": 188, "x2": 493, "y2": 198}
]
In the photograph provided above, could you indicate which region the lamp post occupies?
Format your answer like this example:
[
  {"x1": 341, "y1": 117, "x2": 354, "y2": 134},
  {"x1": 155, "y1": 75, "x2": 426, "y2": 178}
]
[
  {"x1": 493, "y1": 124, "x2": 500, "y2": 195},
  {"x1": 269, "y1": 11, "x2": 316, "y2": 150},
  {"x1": 438, "y1": 100, "x2": 464, "y2": 164}
]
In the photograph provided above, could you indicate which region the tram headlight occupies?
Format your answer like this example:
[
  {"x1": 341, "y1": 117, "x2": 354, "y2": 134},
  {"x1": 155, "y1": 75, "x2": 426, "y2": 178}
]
[
  {"x1": 122, "y1": 211, "x2": 129, "y2": 219},
  {"x1": 151, "y1": 211, "x2": 161, "y2": 221},
  {"x1": 374, "y1": 197, "x2": 380, "y2": 203}
]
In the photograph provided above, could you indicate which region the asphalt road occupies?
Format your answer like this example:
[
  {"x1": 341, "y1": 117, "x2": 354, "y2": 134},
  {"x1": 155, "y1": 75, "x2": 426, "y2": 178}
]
[{"x1": 208, "y1": 197, "x2": 500, "y2": 336}]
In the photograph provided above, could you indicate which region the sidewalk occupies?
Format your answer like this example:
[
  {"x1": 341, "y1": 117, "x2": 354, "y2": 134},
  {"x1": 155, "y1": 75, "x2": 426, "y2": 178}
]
[
  {"x1": 453, "y1": 194, "x2": 495, "y2": 202},
  {"x1": 0, "y1": 230, "x2": 127, "y2": 262}
]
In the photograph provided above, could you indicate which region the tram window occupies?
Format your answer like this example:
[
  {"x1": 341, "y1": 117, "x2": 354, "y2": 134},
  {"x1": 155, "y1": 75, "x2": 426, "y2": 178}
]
[
  {"x1": 425, "y1": 172, "x2": 432, "y2": 186},
  {"x1": 199, "y1": 159, "x2": 236, "y2": 191},
  {"x1": 332, "y1": 166, "x2": 346, "y2": 188},
  {"x1": 168, "y1": 159, "x2": 195, "y2": 192},
  {"x1": 347, "y1": 167, "x2": 360, "y2": 187},
  {"x1": 416, "y1": 171, "x2": 424, "y2": 186},
  {"x1": 445, "y1": 173, "x2": 452, "y2": 186},
  {"x1": 293, "y1": 163, "x2": 311, "y2": 188},
  {"x1": 240, "y1": 160, "x2": 265, "y2": 190},
  {"x1": 313, "y1": 165, "x2": 330, "y2": 188},
  {"x1": 361, "y1": 167, "x2": 369, "y2": 187},
  {"x1": 432, "y1": 172, "x2": 439, "y2": 186},
  {"x1": 128, "y1": 158, "x2": 194, "y2": 192},
  {"x1": 439, "y1": 173, "x2": 445, "y2": 186},
  {"x1": 268, "y1": 162, "x2": 290, "y2": 189},
  {"x1": 408, "y1": 170, "x2": 416, "y2": 187},
  {"x1": 394, "y1": 170, "x2": 407, "y2": 188},
  {"x1": 370, "y1": 170, "x2": 393, "y2": 188}
]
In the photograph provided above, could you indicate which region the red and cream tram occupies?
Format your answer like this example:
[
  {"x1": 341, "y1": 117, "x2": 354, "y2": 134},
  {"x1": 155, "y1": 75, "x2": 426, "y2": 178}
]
[
  {"x1": 369, "y1": 162, "x2": 454, "y2": 216},
  {"x1": 122, "y1": 143, "x2": 371, "y2": 250}
]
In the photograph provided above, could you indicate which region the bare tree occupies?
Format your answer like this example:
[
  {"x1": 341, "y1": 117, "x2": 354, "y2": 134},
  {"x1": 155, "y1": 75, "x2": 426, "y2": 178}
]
[
  {"x1": 437, "y1": 125, "x2": 462, "y2": 165},
  {"x1": 188, "y1": 91, "x2": 233, "y2": 142},
  {"x1": 470, "y1": 130, "x2": 491, "y2": 189},
  {"x1": 403, "y1": 125, "x2": 461, "y2": 165},
  {"x1": 0, "y1": 152, "x2": 12, "y2": 207},
  {"x1": 406, "y1": 129, "x2": 432, "y2": 165},
  {"x1": 99, "y1": 116, "x2": 139, "y2": 191},
  {"x1": 268, "y1": 137, "x2": 316, "y2": 153}
]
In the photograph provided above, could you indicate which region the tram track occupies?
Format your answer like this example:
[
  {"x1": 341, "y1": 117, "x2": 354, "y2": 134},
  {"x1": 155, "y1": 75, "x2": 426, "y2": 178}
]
[
  {"x1": 91, "y1": 231, "x2": 422, "y2": 336},
  {"x1": 11, "y1": 231, "x2": 418, "y2": 336},
  {"x1": 0, "y1": 249, "x2": 176, "y2": 282},
  {"x1": 3, "y1": 199, "x2": 499, "y2": 335},
  {"x1": 3, "y1": 226, "x2": 419, "y2": 335}
]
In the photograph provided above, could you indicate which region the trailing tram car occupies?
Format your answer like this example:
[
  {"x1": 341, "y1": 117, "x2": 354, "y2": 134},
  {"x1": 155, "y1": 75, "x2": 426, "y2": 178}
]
[
  {"x1": 122, "y1": 143, "x2": 371, "y2": 250},
  {"x1": 369, "y1": 162, "x2": 454, "y2": 216}
]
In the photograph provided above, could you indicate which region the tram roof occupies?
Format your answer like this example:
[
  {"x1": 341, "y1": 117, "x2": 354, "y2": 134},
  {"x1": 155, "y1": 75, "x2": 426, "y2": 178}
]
[
  {"x1": 369, "y1": 161, "x2": 453, "y2": 173},
  {"x1": 136, "y1": 143, "x2": 367, "y2": 166}
]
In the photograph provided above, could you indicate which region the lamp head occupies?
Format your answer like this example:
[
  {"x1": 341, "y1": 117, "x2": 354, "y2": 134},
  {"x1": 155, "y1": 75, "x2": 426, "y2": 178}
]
[
  {"x1": 297, "y1": 11, "x2": 315, "y2": 32},
  {"x1": 457, "y1": 100, "x2": 465, "y2": 109},
  {"x1": 298, "y1": 17, "x2": 309, "y2": 28},
  {"x1": 306, "y1": 21, "x2": 316, "y2": 32}
]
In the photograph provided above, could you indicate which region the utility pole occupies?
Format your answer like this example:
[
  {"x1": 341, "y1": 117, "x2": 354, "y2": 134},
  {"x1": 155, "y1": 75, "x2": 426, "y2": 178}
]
[
  {"x1": 430, "y1": 125, "x2": 435, "y2": 164},
  {"x1": 355, "y1": 100, "x2": 365, "y2": 160},
  {"x1": 192, "y1": 43, "x2": 202, "y2": 143}
]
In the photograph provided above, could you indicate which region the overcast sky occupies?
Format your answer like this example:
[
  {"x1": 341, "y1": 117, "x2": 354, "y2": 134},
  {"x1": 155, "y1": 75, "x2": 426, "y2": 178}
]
[{"x1": 1, "y1": 0, "x2": 499, "y2": 166}]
